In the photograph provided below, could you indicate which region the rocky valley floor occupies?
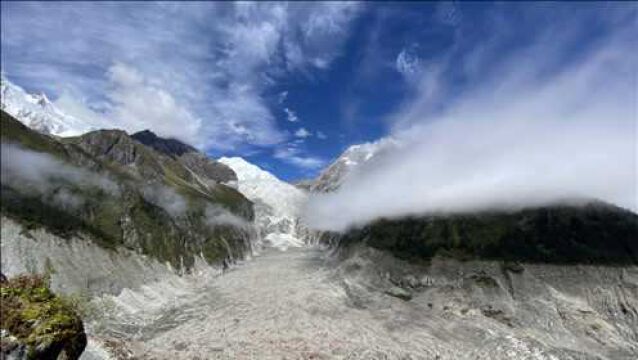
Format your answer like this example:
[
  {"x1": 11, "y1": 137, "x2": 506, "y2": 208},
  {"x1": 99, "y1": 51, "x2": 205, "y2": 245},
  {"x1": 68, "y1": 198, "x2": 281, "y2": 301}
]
[{"x1": 81, "y1": 247, "x2": 638, "y2": 360}]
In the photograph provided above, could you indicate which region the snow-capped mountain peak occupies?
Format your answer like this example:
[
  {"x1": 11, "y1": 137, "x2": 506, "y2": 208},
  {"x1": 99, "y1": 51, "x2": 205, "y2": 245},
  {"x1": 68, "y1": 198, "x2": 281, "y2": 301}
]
[
  {"x1": 1, "y1": 77, "x2": 95, "y2": 137},
  {"x1": 310, "y1": 137, "x2": 399, "y2": 192},
  {"x1": 219, "y1": 157, "x2": 306, "y2": 217}
]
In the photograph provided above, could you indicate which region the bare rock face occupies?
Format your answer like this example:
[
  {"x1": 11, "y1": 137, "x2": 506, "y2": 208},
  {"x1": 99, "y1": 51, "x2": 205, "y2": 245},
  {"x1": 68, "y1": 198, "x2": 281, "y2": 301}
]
[
  {"x1": 70, "y1": 129, "x2": 166, "y2": 180},
  {"x1": 335, "y1": 244, "x2": 638, "y2": 359},
  {"x1": 177, "y1": 152, "x2": 237, "y2": 185},
  {"x1": 131, "y1": 130, "x2": 237, "y2": 184},
  {"x1": 130, "y1": 129, "x2": 197, "y2": 157}
]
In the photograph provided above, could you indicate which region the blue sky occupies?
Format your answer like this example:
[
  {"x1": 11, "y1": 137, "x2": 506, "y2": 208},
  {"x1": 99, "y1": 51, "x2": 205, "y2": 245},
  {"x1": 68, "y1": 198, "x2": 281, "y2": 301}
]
[{"x1": 1, "y1": 2, "x2": 635, "y2": 181}]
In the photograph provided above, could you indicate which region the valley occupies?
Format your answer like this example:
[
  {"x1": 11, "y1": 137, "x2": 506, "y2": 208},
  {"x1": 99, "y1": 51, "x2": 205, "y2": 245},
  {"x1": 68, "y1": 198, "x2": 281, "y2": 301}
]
[{"x1": 1, "y1": 70, "x2": 637, "y2": 360}]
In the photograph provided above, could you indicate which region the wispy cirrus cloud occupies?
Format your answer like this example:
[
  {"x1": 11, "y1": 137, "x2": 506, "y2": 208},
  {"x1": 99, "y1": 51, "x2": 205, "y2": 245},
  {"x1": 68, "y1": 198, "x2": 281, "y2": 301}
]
[
  {"x1": 1, "y1": 2, "x2": 361, "y2": 152},
  {"x1": 284, "y1": 108, "x2": 300, "y2": 123},
  {"x1": 395, "y1": 46, "x2": 422, "y2": 79},
  {"x1": 273, "y1": 146, "x2": 325, "y2": 170}
]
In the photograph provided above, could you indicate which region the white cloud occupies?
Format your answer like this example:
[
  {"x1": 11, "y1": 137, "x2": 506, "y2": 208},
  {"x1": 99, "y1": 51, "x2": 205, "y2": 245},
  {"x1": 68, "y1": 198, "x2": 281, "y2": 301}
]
[
  {"x1": 294, "y1": 127, "x2": 312, "y2": 138},
  {"x1": 316, "y1": 131, "x2": 327, "y2": 140},
  {"x1": 107, "y1": 62, "x2": 202, "y2": 144},
  {"x1": 141, "y1": 185, "x2": 188, "y2": 218},
  {"x1": 395, "y1": 47, "x2": 422, "y2": 78},
  {"x1": 278, "y1": 91, "x2": 289, "y2": 104},
  {"x1": 205, "y1": 204, "x2": 252, "y2": 229},
  {"x1": 1, "y1": 2, "x2": 362, "y2": 151},
  {"x1": 274, "y1": 146, "x2": 324, "y2": 169},
  {"x1": 303, "y1": 18, "x2": 637, "y2": 232},
  {"x1": 1, "y1": 144, "x2": 119, "y2": 210},
  {"x1": 284, "y1": 2, "x2": 362, "y2": 71},
  {"x1": 284, "y1": 107, "x2": 300, "y2": 122}
]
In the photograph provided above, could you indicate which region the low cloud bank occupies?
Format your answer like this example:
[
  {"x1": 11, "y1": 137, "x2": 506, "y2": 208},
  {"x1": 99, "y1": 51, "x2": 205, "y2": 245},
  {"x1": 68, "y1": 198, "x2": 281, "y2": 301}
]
[
  {"x1": 141, "y1": 185, "x2": 188, "y2": 217},
  {"x1": 142, "y1": 186, "x2": 252, "y2": 230},
  {"x1": 1, "y1": 144, "x2": 256, "y2": 233},
  {"x1": 1, "y1": 144, "x2": 119, "y2": 209},
  {"x1": 205, "y1": 205, "x2": 252, "y2": 229},
  {"x1": 303, "y1": 26, "x2": 636, "y2": 232}
]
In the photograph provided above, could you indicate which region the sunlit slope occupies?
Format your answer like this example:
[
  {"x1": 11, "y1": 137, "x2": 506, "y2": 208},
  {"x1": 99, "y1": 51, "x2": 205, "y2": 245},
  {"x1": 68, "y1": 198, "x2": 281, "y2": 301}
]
[{"x1": 1, "y1": 110, "x2": 255, "y2": 268}]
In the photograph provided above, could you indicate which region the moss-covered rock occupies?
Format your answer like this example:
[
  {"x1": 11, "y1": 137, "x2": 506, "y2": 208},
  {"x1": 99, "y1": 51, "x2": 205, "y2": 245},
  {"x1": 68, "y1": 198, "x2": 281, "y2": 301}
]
[{"x1": 0, "y1": 274, "x2": 87, "y2": 360}]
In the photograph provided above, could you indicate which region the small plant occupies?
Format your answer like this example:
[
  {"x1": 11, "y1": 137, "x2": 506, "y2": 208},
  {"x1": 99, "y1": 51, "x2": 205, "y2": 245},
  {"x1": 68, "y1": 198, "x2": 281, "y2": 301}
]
[{"x1": 0, "y1": 273, "x2": 87, "y2": 359}]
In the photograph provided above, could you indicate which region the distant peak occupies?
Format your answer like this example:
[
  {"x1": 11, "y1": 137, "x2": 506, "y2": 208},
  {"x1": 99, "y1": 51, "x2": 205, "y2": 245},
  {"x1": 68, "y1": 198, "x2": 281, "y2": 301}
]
[
  {"x1": 133, "y1": 129, "x2": 158, "y2": 138},
  {"x1": 131, "y1": 130, "x2": 196, "y2": 157},
  {"x1": 33, "y1": 92, "x2": 51, "y2": 106}
]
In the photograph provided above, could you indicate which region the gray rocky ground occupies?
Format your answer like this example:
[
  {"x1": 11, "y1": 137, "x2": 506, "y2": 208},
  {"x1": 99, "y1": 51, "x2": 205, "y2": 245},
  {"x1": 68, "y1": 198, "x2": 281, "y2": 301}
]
[{"x1": 81, "y1": 246, "x2": 638, "y2": 359}]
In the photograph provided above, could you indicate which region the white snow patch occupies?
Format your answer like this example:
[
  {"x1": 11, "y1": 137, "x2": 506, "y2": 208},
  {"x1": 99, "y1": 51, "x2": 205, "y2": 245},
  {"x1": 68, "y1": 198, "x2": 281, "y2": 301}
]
[{"x1": 1, "y1": 77, "x2": 103, "y2": 136}]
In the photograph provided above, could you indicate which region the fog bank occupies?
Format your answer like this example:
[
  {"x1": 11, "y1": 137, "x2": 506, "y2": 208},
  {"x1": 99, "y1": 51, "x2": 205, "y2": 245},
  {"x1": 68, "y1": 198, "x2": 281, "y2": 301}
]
[
  {"x1": 1, "y1": 143, "x2": 119, "y2": 209},
  {"x1": 304, "y1": 26, "x2": 636, "y2": 232}
]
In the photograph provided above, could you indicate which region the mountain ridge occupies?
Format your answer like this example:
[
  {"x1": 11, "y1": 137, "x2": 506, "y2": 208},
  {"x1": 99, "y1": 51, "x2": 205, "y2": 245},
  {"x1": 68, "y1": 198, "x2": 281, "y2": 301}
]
[
  {"x1": 132, "y1": 129, "x2": 238, "y2": 185},
  {"x1": 1, "y1": 109, "x2": 255, "y2": 270}
]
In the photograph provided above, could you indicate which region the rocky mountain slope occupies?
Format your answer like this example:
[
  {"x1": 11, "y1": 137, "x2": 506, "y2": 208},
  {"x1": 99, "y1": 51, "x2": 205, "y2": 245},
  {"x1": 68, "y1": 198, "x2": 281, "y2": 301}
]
[
  {"x1": 132, "y1": 130, "x2": 237, "y2": 185},
  {"x1": 219, "y1": 157, "x2": 307, "y2": 250},
  {"x1": 1, "y1": 109, "x2": 255, "y2": 274}
]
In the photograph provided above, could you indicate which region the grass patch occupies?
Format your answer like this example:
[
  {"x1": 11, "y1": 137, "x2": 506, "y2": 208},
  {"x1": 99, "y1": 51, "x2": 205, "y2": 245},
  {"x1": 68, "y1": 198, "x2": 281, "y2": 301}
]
[{"x1": 0, "y1": 274, "x2": 87, "y2": 359}]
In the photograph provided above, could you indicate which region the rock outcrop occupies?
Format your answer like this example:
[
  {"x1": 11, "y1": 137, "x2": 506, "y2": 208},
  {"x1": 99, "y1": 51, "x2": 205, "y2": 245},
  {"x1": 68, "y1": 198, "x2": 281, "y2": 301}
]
[
  {"x1": 131, "y1": 129, "x2": 237, "y2": 185},
  {"x1": 0, "y1": 274, "x2": 87, "y2": 359}
]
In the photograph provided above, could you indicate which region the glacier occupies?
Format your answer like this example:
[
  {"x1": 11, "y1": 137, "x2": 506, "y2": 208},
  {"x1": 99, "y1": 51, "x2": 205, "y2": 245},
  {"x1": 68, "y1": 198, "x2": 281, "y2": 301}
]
[{"x1": 218, "y1": 157, "x2": 308, "y2": 251}]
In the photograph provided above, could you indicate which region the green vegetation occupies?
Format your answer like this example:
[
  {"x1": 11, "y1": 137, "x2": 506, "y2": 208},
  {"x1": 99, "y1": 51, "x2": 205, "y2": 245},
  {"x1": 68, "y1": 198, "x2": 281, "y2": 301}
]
[
  {"x1": 0, "y1": 274, "x2": 87, "y2": 359},
  {"x1": 1, "y1": 109, "x2": 254, "y2": 269},
  {"x1": 340, "y1": 202, "x2": 638, "y2": 265}
]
